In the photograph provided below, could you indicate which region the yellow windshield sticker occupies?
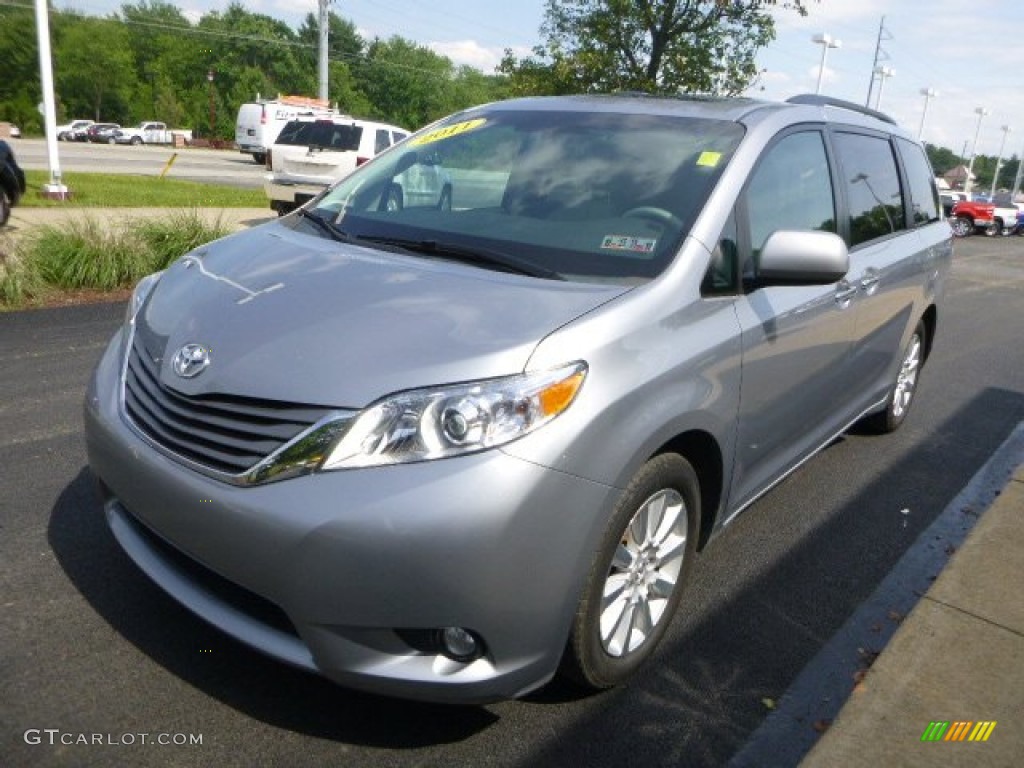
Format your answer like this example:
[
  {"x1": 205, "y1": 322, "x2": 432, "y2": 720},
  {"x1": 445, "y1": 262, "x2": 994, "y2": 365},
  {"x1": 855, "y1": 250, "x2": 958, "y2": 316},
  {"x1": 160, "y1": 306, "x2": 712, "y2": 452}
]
[
  {"x1": 410, "y1": 118, "x2": 487, "y2": 146},
  {"x1": 696, "y1": 151, "x2": 722, "y2": 168}
]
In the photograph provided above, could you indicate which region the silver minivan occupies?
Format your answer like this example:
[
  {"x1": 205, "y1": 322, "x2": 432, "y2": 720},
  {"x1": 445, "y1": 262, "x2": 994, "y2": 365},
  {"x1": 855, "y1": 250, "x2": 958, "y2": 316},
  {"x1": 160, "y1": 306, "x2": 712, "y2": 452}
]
[{"x1": 85, "y1": 94, "x2": 952, "y2": 703}]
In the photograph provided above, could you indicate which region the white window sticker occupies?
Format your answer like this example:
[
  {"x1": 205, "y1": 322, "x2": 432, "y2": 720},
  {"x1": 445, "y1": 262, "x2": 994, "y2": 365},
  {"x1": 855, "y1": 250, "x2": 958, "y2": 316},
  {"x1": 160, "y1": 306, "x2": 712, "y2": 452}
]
[{"x1": 600, "y1": 235, "x2": 657, "y2": 253}]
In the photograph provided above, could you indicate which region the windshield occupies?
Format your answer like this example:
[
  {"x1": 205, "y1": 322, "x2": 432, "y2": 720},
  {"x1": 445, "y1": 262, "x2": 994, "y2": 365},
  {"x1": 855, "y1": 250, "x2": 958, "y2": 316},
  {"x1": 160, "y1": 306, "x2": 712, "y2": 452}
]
[{"x1": 309, "y1": 108, "x2": 744, "y2": 282}]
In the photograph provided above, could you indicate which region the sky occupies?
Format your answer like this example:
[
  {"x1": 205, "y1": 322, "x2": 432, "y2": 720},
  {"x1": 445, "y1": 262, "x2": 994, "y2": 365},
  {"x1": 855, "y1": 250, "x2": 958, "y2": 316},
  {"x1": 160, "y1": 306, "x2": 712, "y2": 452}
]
[{"x1": 57, "y1": 0, "x2": 1024, "y2": 159}]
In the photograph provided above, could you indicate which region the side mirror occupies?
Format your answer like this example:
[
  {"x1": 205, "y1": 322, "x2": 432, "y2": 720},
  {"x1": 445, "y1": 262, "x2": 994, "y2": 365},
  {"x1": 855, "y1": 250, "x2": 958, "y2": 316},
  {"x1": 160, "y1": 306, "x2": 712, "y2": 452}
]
[{"x1": 757, "y1": 230, "x2": 849, "y2": 286}]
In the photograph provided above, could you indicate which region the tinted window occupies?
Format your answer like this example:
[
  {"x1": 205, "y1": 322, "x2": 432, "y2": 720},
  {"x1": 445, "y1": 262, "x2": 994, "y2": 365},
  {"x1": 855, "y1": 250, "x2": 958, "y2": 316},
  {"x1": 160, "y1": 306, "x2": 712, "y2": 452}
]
[
  {"x1": 834, "y1": 132, "x2": 906, "y2": 246},
  {"x1": 276, "y1": 121, "x2": 362, "y2": 150},
  {"x1": 745, "y1": 131, "x2": 836, "y2": 262},
  {"x1": 375, "y1": 129, "x2": 391, "y2": 154},
  {"x1": 896, "y1": 139, "x2": 940, "y2": 226}
]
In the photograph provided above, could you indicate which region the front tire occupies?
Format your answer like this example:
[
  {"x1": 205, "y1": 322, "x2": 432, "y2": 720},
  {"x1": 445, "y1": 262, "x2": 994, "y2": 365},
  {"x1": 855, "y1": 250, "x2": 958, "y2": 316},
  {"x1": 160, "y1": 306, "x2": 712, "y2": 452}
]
[
  {"x1": 950, "y1": 216, "x2": 972, "y2": 237},
  {"x1": 864, "y1": 320, "x2": 926, "y2": 433},
  {"x1": 562, "y1": 453, "x2": 699, "y2": 690}
]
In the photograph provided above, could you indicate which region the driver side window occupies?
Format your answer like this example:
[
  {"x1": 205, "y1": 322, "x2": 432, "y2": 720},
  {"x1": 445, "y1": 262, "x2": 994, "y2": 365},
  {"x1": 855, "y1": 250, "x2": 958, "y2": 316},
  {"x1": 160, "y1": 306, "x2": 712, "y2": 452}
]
[{"x1": 743, "y1": 131, "x2": 837, "y2": 278}]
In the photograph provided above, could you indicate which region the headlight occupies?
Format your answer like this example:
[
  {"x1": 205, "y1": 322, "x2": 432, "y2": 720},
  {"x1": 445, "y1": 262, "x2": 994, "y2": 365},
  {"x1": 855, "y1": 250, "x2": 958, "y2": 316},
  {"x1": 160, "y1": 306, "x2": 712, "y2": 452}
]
[
  {"x1": 321, "y1": 362, "x2": 587, "y2": 470},
  {"x1": 125, "y1": 271, "x2": 164, "y2": 326}
]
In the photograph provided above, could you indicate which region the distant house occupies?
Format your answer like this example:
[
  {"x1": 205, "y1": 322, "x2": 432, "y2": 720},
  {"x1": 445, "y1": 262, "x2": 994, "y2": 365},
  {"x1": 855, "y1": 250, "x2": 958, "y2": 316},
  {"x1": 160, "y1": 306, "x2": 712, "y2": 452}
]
[{"x1": 943, "y1": 165, "x2": 974, "y2": 190}]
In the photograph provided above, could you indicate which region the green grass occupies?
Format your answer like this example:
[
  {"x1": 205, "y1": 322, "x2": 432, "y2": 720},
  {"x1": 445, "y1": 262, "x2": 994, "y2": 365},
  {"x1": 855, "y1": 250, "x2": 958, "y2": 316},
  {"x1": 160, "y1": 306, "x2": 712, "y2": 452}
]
[
  {"x1": 21, "y1": 170, "x2": 265, "y2": 208},
  {"x1": 0, "y1": 234, "x2": 48, "y2": 305},
  {"x1": 1, "y1": 211, "x2": 232, "y2": 304}
]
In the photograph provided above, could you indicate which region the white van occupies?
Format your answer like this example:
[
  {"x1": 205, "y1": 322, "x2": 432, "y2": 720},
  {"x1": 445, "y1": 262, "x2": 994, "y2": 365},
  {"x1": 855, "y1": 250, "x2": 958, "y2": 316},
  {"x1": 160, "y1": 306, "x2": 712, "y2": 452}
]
[{"x1": 234, "y1": 96, "x2": 336, "y2": 164}]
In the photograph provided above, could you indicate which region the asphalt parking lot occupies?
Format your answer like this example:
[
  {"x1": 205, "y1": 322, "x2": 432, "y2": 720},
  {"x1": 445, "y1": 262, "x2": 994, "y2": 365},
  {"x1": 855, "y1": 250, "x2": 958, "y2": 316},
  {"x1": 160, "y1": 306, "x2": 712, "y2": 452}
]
[{"x1": 1, "y1": 233, "x2": 1022, "y2": 767}]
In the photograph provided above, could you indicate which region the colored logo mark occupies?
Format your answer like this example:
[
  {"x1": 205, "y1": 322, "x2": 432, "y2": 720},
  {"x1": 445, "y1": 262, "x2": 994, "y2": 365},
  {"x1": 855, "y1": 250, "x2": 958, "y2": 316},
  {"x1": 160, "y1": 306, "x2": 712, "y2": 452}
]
[{"x1": 921, "y1": 721, "x2": 997, "y2": 742}]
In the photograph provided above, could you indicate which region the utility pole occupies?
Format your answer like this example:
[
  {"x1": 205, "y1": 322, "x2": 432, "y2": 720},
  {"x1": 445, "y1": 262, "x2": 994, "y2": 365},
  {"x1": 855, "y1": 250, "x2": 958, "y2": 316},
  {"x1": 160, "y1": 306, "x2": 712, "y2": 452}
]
[
  {"x1": 865, "y1": 16, "x2": 891, "y2": 108},
  {"x1": 318, "y1": 0, "x2": 330, "y2": 102}
]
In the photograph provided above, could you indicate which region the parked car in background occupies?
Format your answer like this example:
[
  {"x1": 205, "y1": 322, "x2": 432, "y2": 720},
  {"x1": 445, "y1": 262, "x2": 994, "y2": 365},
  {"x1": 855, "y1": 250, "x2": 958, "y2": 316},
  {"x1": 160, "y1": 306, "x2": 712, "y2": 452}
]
[
  {"x1": 1, "y1": 139, "x2": 26, "y2": 227},
  {"x1": 71, "y1": 123, "x2": 95, "y2": 141},
  {"x1": 86, "y1": 123, "x2": 122, "y2": 144},
  {"x1": 949, "y1": 199, "x2": 996, "y2": 236},
  {"x1": 86, "y1": 93, "x2": 951, "y2": 704},
  {"x1": 235, "y1": 95, "x2": 337, "y2": 165},
  {"x1": 989, "y1": 193, "x2": 1022, "y2": 235},
  {"x1": 56, "y1": 119, "x2": 94, "y2": 141},
  {"x1": 5, "y1": 123, "x2": 21, "y2": 138},
  {"x1": 263, "y1": 115, "x2": 409, "y2": 214},
  {"x1": 115, "y1": 121, "x2": 192, "y2": 145}
]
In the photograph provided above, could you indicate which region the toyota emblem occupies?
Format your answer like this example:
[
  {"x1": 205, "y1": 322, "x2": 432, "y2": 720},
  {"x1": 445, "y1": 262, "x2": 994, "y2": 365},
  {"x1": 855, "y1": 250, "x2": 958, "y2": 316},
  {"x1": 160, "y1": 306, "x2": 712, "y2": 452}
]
[{"x1": 172, "y1": 344, "x2": 210, "y2": 378}]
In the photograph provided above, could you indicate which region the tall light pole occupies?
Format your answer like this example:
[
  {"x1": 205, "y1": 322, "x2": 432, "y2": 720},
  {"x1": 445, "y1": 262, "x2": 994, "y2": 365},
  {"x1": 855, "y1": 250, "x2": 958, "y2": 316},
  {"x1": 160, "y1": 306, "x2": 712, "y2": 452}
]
[
  {"x1": 917, "y1": 88, "x2": 937, "y2": 141},
  {"x1": 812, "y1": 33, "x2": 841, "y2": 95},
  {"x1": 874, "y1": 67, "x2": 894, "y2": 110},
  {"x1": 1012, "y1": 138, "x2": 1024, "y2": 199},
  {"x1": 989, "y1": 125, "x2": 1012, "y2": 197},
  {"x1": 964, "y1": 107, "x2": 989, "y2": 197},
  {"x1": 33, "y1": 0, "x2": 68, "y2": 198}
]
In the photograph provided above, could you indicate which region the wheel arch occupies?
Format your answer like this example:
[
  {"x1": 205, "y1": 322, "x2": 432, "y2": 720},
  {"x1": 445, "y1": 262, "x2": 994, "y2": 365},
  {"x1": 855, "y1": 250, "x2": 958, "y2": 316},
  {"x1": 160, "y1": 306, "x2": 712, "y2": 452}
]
[
  {"x1": 920, "y1": 303, "x2": 937, "y2": 363},
  {"x1": 653, "y1": 429, "x2": 724, "y2": 552}
]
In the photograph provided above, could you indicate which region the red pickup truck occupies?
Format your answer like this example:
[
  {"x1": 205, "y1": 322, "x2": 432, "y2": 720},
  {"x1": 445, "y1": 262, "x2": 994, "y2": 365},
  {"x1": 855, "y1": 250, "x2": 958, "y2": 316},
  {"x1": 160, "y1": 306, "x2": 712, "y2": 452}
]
[{"x1": 949, "y1": 198, "x2": 1021, "y2": 237}]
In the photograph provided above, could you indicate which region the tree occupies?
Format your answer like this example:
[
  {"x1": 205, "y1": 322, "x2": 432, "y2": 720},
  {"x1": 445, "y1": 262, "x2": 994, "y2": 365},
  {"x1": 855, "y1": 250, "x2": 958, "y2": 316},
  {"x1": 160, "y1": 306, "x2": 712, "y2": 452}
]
[
  {"x1": 54, "y1": 15, "x2": 138, "y2": 122},
  {"x1": 500, "y1": 0, "x2": 809, "y2": 97}
]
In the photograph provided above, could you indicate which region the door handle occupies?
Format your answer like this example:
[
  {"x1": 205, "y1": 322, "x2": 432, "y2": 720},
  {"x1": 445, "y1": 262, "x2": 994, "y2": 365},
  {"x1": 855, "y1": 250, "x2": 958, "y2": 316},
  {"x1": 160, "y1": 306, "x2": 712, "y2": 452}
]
[
  {"x1": 835, "y1": 283, "x2": 858, "y2": 305},
  {"x1": 860, "y1": 271, "x2": 881, "y2": 295}
]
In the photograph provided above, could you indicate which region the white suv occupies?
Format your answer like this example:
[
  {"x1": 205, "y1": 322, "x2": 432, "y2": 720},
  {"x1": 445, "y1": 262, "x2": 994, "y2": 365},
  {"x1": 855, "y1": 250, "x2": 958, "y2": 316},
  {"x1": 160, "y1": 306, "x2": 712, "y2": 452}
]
[{"x1": 264, "y1": 116, "x2": 409, "y2": 214}]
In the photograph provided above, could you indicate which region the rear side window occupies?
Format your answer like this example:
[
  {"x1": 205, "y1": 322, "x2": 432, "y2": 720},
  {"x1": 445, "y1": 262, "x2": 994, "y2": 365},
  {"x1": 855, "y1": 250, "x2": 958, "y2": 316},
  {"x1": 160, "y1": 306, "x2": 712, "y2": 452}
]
[
  {"x1": 745, "y1": 130, "x2": 837, "y2": 260},
  {"x1": 896, "y1": 138, "x2": 941, "y2": 226},
  {"x1": 833, "y1": 132, "x2": 906, "y2": 246},
  {"x1": 375, "y1": 129, "x2": 391, "y2": 154}
]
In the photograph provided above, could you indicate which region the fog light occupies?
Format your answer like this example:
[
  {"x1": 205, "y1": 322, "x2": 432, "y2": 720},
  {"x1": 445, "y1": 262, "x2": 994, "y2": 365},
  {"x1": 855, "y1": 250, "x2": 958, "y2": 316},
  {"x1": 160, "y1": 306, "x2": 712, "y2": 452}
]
[{"x1": 439, "y1": 626, "x2": 481, "y2": 662}]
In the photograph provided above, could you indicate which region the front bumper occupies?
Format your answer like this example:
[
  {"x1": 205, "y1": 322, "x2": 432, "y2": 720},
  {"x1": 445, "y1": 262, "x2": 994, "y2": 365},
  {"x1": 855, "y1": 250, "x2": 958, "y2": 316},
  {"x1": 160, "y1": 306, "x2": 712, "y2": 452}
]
[{"x1": 84, "y1": 331, "x2": 614, "y2": 703}]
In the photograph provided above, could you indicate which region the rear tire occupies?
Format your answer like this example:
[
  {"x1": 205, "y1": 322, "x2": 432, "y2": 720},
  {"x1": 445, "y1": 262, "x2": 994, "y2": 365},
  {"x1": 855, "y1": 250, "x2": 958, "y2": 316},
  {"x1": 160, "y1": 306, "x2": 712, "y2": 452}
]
[
  {"x1": 130, "y1": 136, "x2": 142, "y2": 146},
  {"x1": 863, "y1": 320, "x2": 926, "y2": 434},
  {"x1": 253, "y1": 153, "x2": 266, "y2": 165},
  {"x1": 562, "y1": 453, "x2": 699, "y2": 690},
  {"x1": 0, "y1": 190, "x2": 10, "y2": 227}
]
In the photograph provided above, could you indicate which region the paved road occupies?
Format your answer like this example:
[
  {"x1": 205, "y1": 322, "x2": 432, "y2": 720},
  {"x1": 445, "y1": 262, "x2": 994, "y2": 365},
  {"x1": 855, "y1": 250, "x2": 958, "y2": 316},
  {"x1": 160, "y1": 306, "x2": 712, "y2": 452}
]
[
  {"x1": 12, "y1": 137, "x2": 266, "y2": 188},
  {"x1": 2, "y1": 235, "x2": 1023, "y2": 767}
]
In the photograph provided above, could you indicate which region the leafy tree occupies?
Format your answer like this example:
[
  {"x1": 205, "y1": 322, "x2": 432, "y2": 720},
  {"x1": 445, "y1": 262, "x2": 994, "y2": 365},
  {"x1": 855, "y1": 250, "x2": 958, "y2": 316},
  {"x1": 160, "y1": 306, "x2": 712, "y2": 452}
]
[
  {"x1": 924, "y1": 143, "x2": 961, "y2": 176},
  {"x1": 357, "y1": 36, "x2": 460, "y2": 129},
  {"x1": 0, "y1": 7, "x2": 42, "y2": 132},
  {"x1": 500, "y1": 0, "x2": 809, "y2": 96},
  {"x1": 54, "y1": 15, "x2": 138, "y2": 122}
]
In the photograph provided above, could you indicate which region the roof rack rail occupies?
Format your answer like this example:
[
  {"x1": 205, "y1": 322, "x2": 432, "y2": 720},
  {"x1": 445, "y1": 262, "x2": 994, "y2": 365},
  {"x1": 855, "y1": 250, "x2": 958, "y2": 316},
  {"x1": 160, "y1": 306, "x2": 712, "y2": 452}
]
[{"x1": 786, "y1": 94, "x2": 897, "y2": 126}]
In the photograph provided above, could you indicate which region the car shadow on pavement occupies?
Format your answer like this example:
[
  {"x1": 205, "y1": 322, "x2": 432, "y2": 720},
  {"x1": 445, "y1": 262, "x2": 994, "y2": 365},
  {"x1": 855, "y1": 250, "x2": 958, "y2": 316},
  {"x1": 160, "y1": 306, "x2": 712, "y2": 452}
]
[{"x1": 46, "y1": 469, "x2": 498, "y2": 747}]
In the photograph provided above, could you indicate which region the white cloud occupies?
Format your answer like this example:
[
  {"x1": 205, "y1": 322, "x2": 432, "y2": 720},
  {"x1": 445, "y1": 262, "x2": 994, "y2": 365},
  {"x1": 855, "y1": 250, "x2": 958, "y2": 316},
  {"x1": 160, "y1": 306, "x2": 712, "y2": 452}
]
[{"x1": 428, "y1": 40, "x2": 527, "y2": 73}]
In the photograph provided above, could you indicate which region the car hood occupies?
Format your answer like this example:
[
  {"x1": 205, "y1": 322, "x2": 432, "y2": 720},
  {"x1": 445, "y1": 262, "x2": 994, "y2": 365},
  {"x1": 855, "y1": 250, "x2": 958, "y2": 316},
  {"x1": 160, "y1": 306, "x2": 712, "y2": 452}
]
[{"x1": 137, "y1": 221, "x2": 628, "y2": 407}]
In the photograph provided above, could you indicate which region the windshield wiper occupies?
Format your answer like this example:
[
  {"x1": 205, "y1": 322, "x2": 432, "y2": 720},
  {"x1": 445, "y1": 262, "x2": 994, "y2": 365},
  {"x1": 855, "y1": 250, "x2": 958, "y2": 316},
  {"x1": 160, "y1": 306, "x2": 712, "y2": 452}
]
[
  {"x1": 296, "y1": 208, "x2": 353, "y2": 243},
  {"x1": 354, "y1": 236, "x2": 565, "y2": 281}
]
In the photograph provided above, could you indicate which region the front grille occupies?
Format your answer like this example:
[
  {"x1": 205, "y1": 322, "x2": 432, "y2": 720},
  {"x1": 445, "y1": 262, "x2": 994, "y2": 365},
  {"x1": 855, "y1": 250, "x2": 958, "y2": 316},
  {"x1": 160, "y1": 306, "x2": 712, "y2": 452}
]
[{"x1": 124, "y1": 332, "x2": 329, "y2": 475}]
